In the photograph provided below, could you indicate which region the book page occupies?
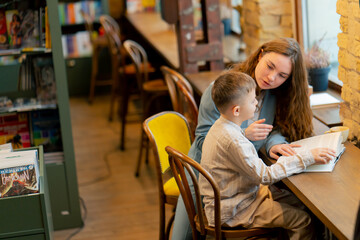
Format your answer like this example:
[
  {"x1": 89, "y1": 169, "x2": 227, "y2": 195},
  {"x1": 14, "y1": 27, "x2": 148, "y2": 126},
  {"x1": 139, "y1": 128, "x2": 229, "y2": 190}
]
[
  {"x1": 291, "y1": 132, "x2": 344, "y2": 172},
  {"x1": 310, "y1": 93, "x2": 340, "y2": 108}
]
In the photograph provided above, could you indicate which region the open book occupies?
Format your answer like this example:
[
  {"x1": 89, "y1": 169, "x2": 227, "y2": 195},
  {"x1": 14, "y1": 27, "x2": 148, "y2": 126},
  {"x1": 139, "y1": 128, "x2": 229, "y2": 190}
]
[
  {"x1": 310, "y1": 92, "x2": 341, "y2": 109},
  {"x1": 291, "y1": 132, "x2": 345, "y2": 172}
]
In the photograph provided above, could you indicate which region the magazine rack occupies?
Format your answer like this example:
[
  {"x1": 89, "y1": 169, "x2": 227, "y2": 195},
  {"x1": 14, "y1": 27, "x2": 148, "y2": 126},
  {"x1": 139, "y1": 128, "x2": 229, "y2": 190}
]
[{"x1": 0, "y1": 146, "x2": 53, "y2": 239}]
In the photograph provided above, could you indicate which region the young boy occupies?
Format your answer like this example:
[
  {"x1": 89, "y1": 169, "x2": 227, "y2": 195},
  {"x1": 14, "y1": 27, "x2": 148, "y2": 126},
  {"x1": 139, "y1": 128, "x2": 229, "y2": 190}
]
[{"x1": 199, "y1": 72, "x2": 336, "y2": 240}]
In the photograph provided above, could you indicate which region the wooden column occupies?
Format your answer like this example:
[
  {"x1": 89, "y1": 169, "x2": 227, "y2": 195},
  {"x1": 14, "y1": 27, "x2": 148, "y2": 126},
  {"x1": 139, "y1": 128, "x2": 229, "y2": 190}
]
[{"x1": 162, "y1": 0, "x2": 224, "y2": 74}]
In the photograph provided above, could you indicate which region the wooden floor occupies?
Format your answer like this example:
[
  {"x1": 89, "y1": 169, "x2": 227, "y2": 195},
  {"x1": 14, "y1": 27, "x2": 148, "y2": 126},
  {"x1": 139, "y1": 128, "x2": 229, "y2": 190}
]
[{"x1": 54, "y1": 95, "x2": 173, "y2": 240}]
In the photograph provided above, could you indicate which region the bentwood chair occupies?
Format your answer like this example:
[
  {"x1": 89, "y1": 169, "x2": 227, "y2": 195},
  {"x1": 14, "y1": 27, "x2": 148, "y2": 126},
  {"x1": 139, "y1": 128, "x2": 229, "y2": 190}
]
[
  {"x1": 123, "y1": 40, "x2": 169, "y2": 177},
  {"x1": 160, "y1": 66, "x2": 199, "y2": 140},
  {"x1": 143, "y1": 112, "x2": 193, "y2": 240},
  {"x1": 84, "y1": 12, "x2": 111, "y2": 104},
  {"x1": 166, "y1": 146, "x2": 279, "y2": 240},
  {"x1": 100, "y1": 16, "x2": 154, "y2": 150}
]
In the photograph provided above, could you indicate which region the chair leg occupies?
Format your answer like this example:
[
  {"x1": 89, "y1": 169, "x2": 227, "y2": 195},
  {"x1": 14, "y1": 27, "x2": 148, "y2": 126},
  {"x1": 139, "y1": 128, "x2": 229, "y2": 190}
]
[
  {"x1": 135, "y1": 129, "x2": 146, "y2": 177},
  {"x1": 165, "y1": 211, "x2": 175, "y2": 240},
  {"x1": 88, "y1": 45, "x2": 99, "y2": 104},
  {"x1": 145, "y1": 136, "x2": 150, "y2": 164},
  {"x1": 119, "y1": 80, "x2": 129, "y2": 151},
  {"x1": 108, "y1": 78, "x2": 117, "y2": 121},
  {"x1": 159, "y1": 201, "x2": 166, "y2": 240}
]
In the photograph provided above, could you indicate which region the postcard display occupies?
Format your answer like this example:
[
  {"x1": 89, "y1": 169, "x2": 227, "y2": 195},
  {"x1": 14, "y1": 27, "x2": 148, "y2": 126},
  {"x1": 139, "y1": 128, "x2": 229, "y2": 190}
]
[{"x1": 0, "y1": 0, "x2": 82, "y2": 234}]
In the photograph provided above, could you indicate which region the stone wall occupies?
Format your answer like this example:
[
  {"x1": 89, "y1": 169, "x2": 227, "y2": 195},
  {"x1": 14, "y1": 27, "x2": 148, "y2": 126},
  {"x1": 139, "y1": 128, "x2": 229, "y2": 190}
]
[
  {"x1": 242, "y1": 0, "x2": 294, "y2": 55},
  {"x1": 337, "y1": 0, "x2": 360, "y2": 141}
]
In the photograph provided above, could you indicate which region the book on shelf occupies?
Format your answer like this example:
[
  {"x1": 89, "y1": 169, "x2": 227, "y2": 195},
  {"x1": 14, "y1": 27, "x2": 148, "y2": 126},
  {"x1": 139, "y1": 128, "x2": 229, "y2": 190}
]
[
  {"x1": 32, "y1": 56, "x2": 57, "y2": 104},
  {"x1": 291, "y1": 131, "x2": 345, "y2": 172},
  {"x1": 61, "y1": 31, "x2": 92, "y2": 58},
  {"x1": 44, "y1": 151, "x2": 64, "y2": 164},
  {"x1": 0, "y1": 149, "x2": 39, "y2": 198},
  {"x1": 58, "y1": 1, "x2": 103, "y2": 25},
  {"x1": 0, "y1": 112, "x2": 31, "y2": 149},
  {"x1": 30, "y1": 109, "x2": 63, "y2": 152},
  {"x1": 0, "y1": 10, "x2": 9, "y2": 50},
  {"x1": 44, "y1": 6, "x2": 51, "y2": 49},
  {"x1": 0, "y1": 6, "x2": 50, "y2": 51},
  {"x1": 5, "y1": 9, "x2": 21, "y2": 48},
  {"x1": 18, "y1": 9, "x2": 40, "y2": 48},
  {"x1": 310, "y1": 92, "x2": 341, "y2": 109}
]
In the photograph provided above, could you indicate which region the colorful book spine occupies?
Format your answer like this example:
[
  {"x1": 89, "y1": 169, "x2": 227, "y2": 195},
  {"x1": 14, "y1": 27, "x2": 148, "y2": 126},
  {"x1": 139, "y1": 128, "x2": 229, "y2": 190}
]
[
  {"x1": 66, "y1": 3, "x2": 76, "y2": 24},
  {"x1": 45, "y1": 6, "x2": 51, "y2": 49},
  {"x1": 58, "y1": 3, "x2": 66, "y2": 25}
]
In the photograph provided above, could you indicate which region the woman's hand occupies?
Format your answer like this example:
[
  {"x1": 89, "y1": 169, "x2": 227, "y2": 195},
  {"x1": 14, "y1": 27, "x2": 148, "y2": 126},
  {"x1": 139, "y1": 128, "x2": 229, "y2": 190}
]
[
  {"x1": 310, "y1": 148, "x2": 336, "y2": 164},
  {"x1": 245, "y1": 119, "x2": 273, "y2": 141},
  {"x1": 269, "y1": 144, "x2": 301, "y2": 160}
]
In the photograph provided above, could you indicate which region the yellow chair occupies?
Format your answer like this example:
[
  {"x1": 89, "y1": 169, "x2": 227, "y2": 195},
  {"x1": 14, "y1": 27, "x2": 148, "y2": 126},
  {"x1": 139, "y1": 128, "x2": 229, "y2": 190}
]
[
  {"x1": 166, "y1": 146, "x2": 279, "y2": 240},
  {"x1": 143, "y1": 111, "x2": 193, "y2": 240}
]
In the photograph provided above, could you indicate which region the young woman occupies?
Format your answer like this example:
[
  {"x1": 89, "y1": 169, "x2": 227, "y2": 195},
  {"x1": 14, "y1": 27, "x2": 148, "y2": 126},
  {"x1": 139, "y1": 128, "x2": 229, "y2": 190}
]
[{"x1": 172, "y1": 37, "x2": 313, "y2": 240}]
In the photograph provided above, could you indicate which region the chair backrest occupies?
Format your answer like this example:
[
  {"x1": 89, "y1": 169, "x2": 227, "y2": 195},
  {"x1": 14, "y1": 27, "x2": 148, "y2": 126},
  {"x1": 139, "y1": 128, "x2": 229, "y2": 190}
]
[
  {"x1": 166, "y1": 146, "x2": 222, "y2": 240},
  {"x1": 160, "y1": 66, "x2": 199, "y2": 139},
  {"x1": 143, "y1": 112, "x2": 193, "y2": 196},
  {"x1": 80, "y1": 10, "x2": 96, "y2": 44},
  {"x1": 99, "y1": 15, "x2": 121, "y2": 56},
  {"x1": 123, "y1": 40, "x2": 149, "y2": 91}
]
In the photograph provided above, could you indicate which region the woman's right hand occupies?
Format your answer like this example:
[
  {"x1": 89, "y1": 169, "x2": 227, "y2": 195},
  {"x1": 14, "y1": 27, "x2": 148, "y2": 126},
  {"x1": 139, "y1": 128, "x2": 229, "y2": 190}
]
[
  {"x1": 310, "y1": 148, "x2": 337, "y2": 164},
  {"x1": 245, "y1": 119, "x2": 273, "y2": 141}
]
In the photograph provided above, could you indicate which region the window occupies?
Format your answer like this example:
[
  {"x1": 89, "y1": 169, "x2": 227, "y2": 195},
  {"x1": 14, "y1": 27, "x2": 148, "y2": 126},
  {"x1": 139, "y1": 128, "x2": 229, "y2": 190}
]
[{"x1": 301, "y1": 0, "x2": 342, "y2": 87}]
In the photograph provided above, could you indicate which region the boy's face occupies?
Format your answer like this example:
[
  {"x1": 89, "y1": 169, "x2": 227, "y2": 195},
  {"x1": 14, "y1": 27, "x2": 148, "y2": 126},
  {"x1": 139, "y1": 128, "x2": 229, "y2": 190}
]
[{"x1": 239, "y1": 89, "x2": 257, "y2": 120}]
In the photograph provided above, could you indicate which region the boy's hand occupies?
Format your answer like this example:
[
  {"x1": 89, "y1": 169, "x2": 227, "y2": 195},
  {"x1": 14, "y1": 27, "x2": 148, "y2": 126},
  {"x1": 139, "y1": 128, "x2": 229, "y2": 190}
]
[
  {"x1": 269, "y1": 144, "x2": 301, "y2": 160},
  {"x1": 245, "y1": 119, "x2": 273, "y2": 141},
  {"x1": 310, "y1": 148, "x2": 337, "y2": 164}
]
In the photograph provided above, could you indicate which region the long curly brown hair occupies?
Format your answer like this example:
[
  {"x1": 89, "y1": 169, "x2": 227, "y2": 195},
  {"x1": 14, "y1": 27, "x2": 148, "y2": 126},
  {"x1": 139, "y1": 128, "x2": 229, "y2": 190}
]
[{"x1": 231, "y1": 38, "x2": 313, "y2": 142}]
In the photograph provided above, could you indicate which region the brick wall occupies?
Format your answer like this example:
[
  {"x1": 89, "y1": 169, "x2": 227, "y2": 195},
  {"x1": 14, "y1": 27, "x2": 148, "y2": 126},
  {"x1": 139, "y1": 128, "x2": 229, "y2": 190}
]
[
  {"x1": 337, "y1": 0, "x2": 360, "y2": 141},
  {"x1": 242, "y1": 0, "x2": 294, "y2": 55}
]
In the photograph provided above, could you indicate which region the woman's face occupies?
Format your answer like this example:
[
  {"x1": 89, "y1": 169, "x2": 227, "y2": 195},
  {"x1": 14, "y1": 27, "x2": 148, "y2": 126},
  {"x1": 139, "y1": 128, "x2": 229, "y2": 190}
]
[{"x1": 254, "y1": 52, "x2": 292, "y2": 90}]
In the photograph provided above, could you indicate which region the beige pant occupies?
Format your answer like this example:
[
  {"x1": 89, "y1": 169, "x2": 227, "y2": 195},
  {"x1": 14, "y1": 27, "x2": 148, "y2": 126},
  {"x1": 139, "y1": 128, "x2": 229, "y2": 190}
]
[{"x1": 245, "y1": 185, "x2": 315, "y2": 240}]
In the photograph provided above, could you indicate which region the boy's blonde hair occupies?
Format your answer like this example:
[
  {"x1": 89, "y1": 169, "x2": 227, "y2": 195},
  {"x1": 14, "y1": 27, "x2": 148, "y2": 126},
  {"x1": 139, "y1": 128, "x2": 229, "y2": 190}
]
[{"x1": 212, "y1": 72, "x2": 256, "y2": 113}]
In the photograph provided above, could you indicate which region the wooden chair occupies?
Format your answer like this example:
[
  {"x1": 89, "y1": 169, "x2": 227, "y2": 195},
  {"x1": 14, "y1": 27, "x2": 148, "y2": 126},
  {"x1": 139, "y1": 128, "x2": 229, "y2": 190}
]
[
  {"x1": 143, "y1": 111, "x2": 193, "y2": 240},
  {"x1": 165, "y1": 146, "x2": 279, "y2": 240},
  {"x1": 123, "y1": 40, "x2": 169, "y2": 177},
  {"x1": 100, "y1": 16, "x2": 151, "y2": 150},
  {"x1": 81, "y1": 11, "x2": 111, "y2": 104},
  {"x1": 99, "y1": 14, "x2": 125, "y2": 121},
  {"x1": 160, "y1": 66, "x2": 198, "y2": 140}
]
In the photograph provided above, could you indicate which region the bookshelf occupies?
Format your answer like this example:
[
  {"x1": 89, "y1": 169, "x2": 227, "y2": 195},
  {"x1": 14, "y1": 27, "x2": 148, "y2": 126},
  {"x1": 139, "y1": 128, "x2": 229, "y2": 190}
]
[
  {"x1": 59, "y1": 0, "x2": 110, "y2": 96},
  {"x1": 0, "y1": 0, "x2": 82, "y2": 231}
]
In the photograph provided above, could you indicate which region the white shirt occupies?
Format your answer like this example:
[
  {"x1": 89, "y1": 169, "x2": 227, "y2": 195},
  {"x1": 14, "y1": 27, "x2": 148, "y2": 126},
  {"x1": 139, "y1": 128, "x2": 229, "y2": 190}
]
[{"x1": 199, "y1": 116, "x2": 315, "y2": 227}]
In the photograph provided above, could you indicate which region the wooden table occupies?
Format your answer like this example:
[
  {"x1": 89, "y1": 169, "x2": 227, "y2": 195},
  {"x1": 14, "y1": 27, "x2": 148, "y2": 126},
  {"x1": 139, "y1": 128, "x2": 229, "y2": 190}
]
[
  {"x1": 125, "y1": 12, "x2": 246, "y2": 70},
  {"x1": 312, "y1": 105, "x2": 342, "y2": 127},
  {"x1": 260, "y1": 118, "x2": 360, "y2": 240}
]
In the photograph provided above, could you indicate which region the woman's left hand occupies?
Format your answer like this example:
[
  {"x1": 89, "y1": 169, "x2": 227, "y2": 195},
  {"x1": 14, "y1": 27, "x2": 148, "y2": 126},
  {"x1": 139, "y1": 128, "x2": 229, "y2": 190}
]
[{"x1": 269, "y1": 144, "x2": 301, "y2": 160}]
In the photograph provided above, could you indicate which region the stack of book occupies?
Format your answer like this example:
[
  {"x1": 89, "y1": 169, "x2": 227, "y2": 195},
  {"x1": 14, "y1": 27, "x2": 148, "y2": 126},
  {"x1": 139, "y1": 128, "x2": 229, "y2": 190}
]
[{"x1": 0, "y1": 143, "x2": 39, "y2": 198}]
